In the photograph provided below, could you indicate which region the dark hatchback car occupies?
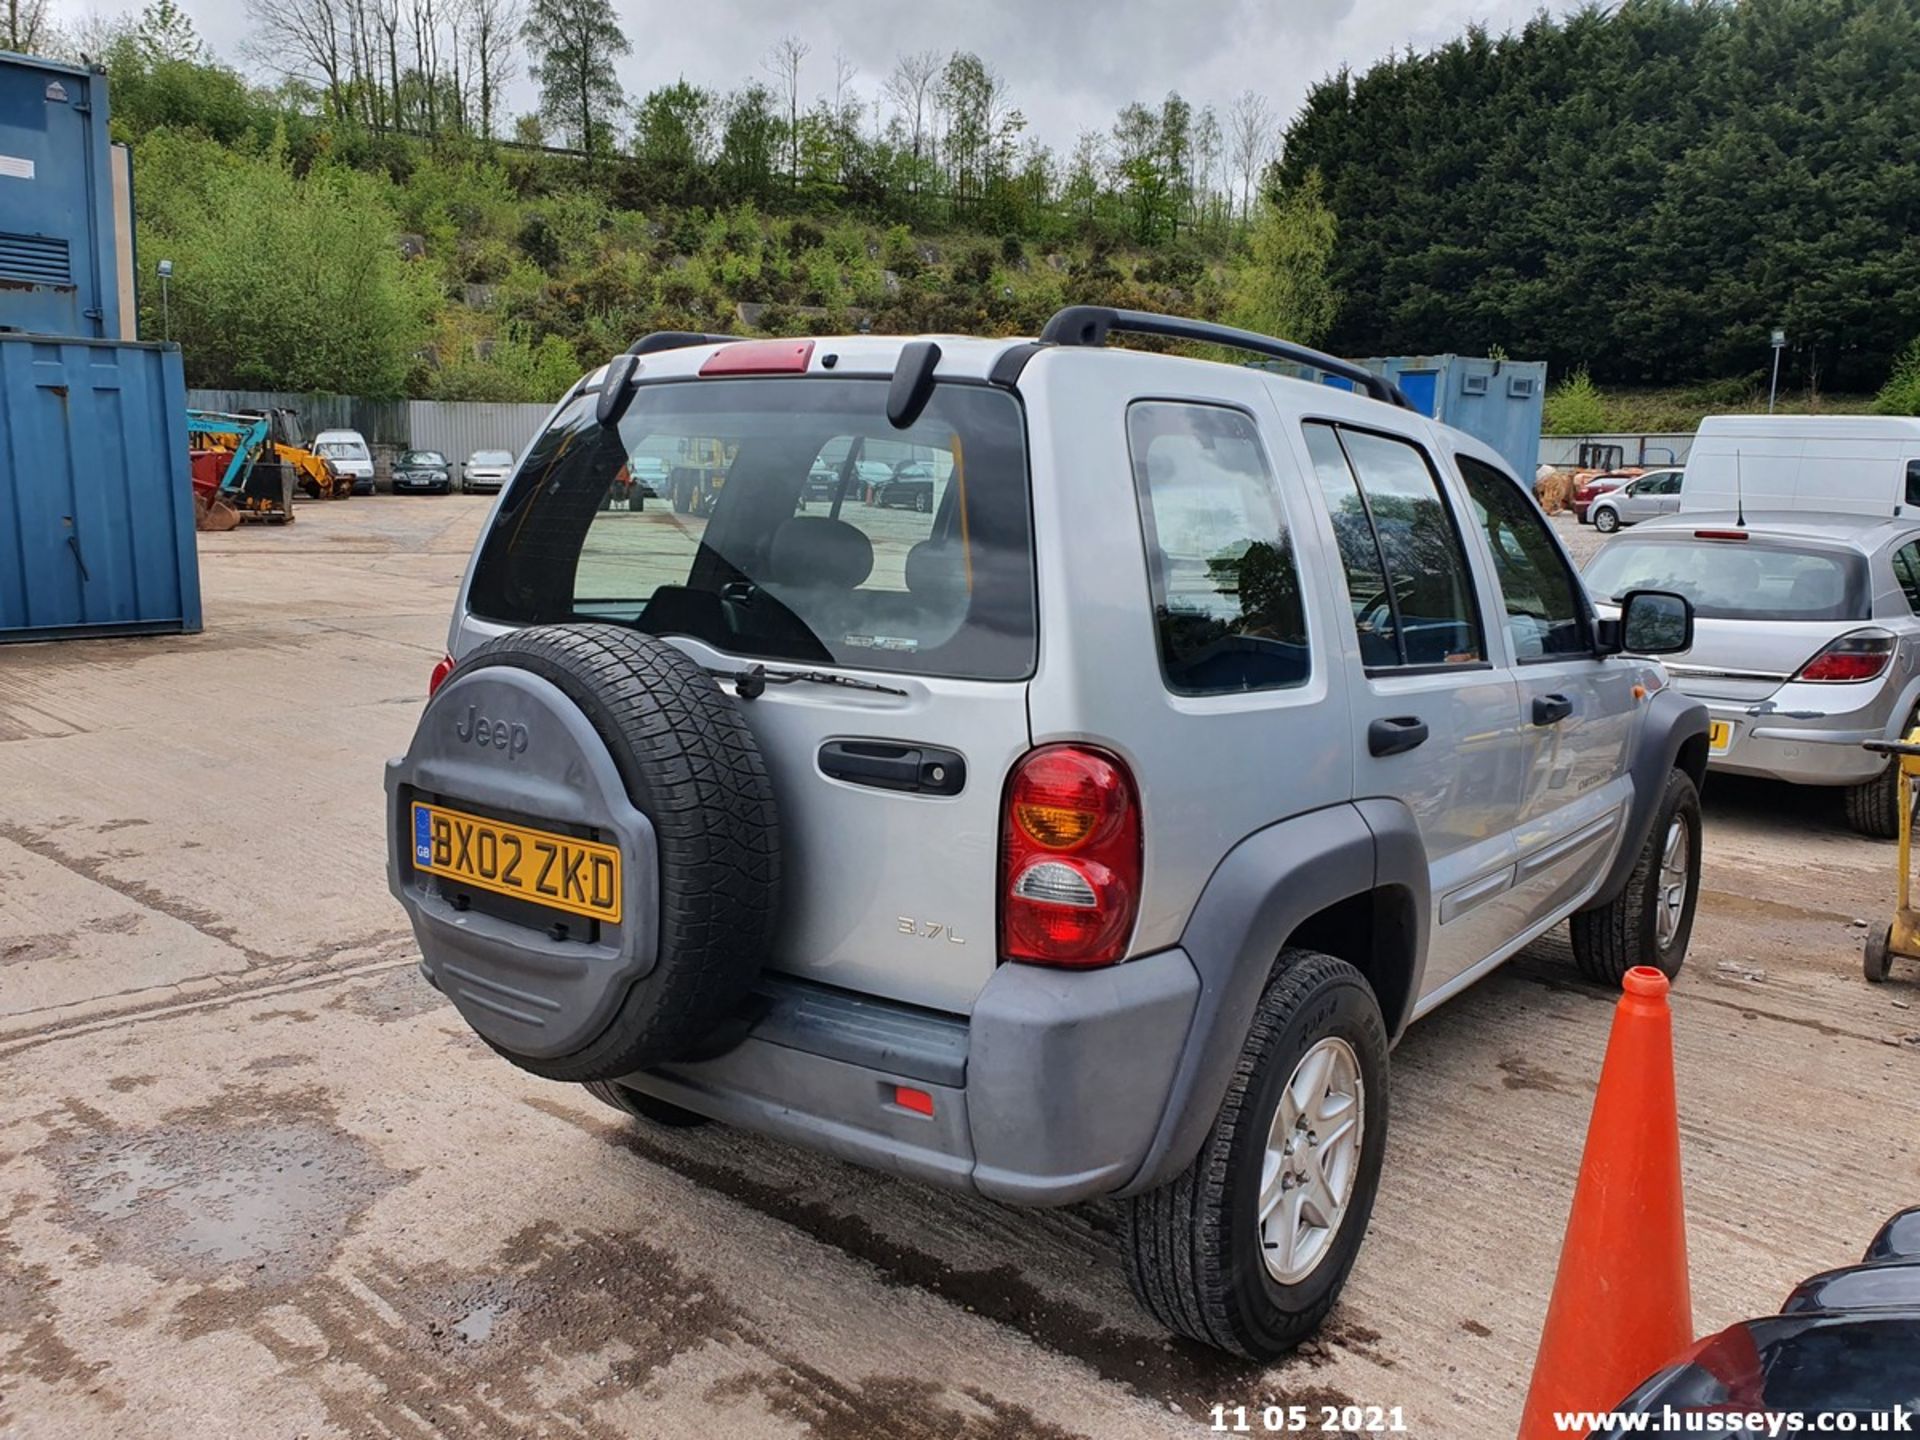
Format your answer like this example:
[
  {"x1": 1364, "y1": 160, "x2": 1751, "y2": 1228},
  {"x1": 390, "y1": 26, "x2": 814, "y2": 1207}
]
[{"x1": 393, "y1": 449, "x2": 454, "y2": 494}]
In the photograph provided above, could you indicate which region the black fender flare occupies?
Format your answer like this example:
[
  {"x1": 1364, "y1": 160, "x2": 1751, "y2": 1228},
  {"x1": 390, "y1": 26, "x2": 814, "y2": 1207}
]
[
  {"x1": 1587, "y1": 684, "x2": 1709, "y2": 910},
  {"x1": 1116, "y1": 800, "x2": 1429, "y2": 1197}
]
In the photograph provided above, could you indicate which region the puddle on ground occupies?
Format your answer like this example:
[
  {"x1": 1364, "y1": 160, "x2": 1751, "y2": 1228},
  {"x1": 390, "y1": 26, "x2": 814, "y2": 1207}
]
[
  {"x1": 42, "y1": 1091, "x2": 400, "y2": 1291},
  {"x1": 328, "y1": 964, "x2": 444, "y2": 1024}
]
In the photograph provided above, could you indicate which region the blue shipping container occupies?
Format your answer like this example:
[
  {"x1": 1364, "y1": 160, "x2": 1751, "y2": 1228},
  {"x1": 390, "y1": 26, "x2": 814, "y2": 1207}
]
[
  {"x1": 0, "y1": 334, "x2": 201, "y2": 641},
  {"x1": 1359, "y1": 354, "x2": 1548, "y2": 481},
  {"x1": 0, "y1": 52, "x2": 123, "y2": 339}
]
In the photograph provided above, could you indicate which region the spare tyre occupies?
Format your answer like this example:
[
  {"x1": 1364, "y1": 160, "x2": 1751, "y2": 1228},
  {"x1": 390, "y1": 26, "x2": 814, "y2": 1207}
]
[{"x1": 384, "y1": 624, "x2": 780, "y2": 1082}]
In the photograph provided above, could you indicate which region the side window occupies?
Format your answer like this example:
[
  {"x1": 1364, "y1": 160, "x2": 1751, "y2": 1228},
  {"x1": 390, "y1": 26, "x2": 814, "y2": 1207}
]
[
  {"x1": 1893, "y1": 541, "x2": 1920, "y2": 614},
  {"x1": 1304, "y1": 424, "x2": 1398, "y2": 667},
  {"x1": 1304, "y1": 422, "x2": 1484, "y2": 668},
  {"x1": 1906, "y1": 461, "x2": 1920, "y2": 510},
  {"x1": 1457, "y1": 455, "x2": 1591, "y2": 658},
  {"x1": 1127, "y1": 402, "x2": 1310, "y2": 695}
]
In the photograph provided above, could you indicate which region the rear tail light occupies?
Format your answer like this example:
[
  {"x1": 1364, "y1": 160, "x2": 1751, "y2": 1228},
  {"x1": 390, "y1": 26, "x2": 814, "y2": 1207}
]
[
  {"x1": 1001, "y1": 745, "x2": 1142, "y2": 967},
  {"x1": 428, "y1": 652, "x2": 455, "y2": 695},
  {"x1": 1795, "y1": 630, "x2": 1895, "y2": 683},
  {"x1": 1692, "y1": 529, "x2": 1749, "y2": 541}
]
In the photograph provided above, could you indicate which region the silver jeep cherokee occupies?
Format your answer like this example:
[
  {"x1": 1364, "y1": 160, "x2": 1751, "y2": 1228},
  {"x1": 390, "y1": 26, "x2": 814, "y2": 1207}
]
[{"x1": 386, "y1": 308, "x2": 1709, "y2": 1358}]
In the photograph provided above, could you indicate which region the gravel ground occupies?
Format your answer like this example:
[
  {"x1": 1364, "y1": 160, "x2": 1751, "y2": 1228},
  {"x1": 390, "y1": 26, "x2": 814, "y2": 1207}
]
[{"x1": 1, "y1": 496, "x2": 1915, "y2": 1440}]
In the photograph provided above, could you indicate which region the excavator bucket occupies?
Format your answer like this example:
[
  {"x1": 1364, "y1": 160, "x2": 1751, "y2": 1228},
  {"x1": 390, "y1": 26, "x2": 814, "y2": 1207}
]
[{"x1": 194, "y1": 491, "x2": 241, "y2": 532}]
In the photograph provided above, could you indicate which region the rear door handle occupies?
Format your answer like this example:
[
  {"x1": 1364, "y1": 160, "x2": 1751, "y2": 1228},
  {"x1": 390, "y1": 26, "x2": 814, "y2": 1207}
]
[
  {"x1": 1532, "y1": 693, "x2": 1574, "y2": 726},
  {"x1": 1367, "y1": 716, "x2": 1429, "y2": 757},
  {"x1": 818, "y1": 740, "x2": 966, "y2": 796}
]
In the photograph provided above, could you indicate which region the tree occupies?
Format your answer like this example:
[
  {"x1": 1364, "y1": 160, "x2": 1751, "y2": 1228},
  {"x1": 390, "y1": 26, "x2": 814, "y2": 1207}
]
[
  {"x1": 1227, "y1": 170, "x2": 1338, "y2": 345},
  {"x1": 715, "y1": 82, "x2": 779, "y2": 203},
  {"x1": 134, "y1": 134, "x2": 430, "y2": 394},
  {"x1": 460, "y1": 0, "x2": 522, "y2": 138},
  {"x1": 137, "y1": 0, "x2": 202, "y2": 62},
  {"x1": 763, "y1": 34, "x2": 809, "y2": 187},
  {"x1": 242, "y1": 0, "x2": 353, "y2": 121},
  {"x1": 5, "y1": 0, "x2": 50, "y2": 52},
  {"x1": 1109, "y1": 101, "x2": 1168, "y2": 243},
  {"x1": 883, "y1": 49, "x2": 943, "y2": 199},
  {"x1": 1226, "y1": 89, "x2": 1271, "y2": 224},
  {"x1": 522, "y1": 0, "x2": 629, "y2": 156},
  {"x1": 634, "y1": 80, "x2": 716, "y2": 204}
]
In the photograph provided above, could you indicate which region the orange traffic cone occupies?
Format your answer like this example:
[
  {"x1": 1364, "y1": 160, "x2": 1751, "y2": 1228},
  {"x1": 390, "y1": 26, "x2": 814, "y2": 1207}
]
[{"x1": 1517, "y1": 965, "x2": 1692, "y2": 1440}]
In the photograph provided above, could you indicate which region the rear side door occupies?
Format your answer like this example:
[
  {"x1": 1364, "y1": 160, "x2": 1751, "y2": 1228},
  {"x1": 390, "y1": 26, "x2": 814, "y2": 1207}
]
[
  {"x1": 1453, "y1": 452, "x2": 1637, "y2": 928},
  {"x1": 1298, "y1": 421, "x2": 1525, "y2": 994}
]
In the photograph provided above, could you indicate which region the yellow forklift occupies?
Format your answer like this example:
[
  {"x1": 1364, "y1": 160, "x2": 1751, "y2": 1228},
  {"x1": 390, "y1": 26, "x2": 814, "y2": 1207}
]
[{"x1": 1862, "y1": 730, "x2": 1920, "y2": 982}]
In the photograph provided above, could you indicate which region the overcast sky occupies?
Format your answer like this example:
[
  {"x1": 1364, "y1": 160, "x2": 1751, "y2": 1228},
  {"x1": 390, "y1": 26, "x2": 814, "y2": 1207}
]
[{"x1": 54, "y1": 0, "x2": 1581, "y2": 149}]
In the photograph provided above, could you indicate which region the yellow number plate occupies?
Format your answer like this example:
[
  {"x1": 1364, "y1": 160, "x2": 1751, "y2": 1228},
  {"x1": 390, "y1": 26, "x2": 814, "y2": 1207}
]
[
  {"x1": 410, "y1": 802, "x2": 622, "y2": 923},
  {"x1": 1708, "y1": 719, "x2": 1732, "y2": 753}
]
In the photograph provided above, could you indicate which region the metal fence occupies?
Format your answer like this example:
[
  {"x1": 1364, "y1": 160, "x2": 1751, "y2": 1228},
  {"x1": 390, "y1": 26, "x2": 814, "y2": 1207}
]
[
  {"x1": 1538, "y1": 432, "x2": 1695, "y2": 468},
  {"x1": 406, "y1": 401, "x2": 554, "y2": 464},
  {"x1": 183, "y1": 392, "x2": 555, "y2": 473}
]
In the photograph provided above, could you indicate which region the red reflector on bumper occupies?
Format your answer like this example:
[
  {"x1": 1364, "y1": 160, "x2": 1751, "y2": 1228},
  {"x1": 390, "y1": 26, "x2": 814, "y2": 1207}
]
[
  {"x1": 893, "y1": 1085, "x2": 934, "y2": 1117},
  {"x1": 699, "y1": 340, "x2": 814, "y2": 375}
]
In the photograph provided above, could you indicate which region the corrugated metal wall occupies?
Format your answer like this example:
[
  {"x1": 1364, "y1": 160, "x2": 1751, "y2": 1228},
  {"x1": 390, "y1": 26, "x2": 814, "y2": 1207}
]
[
  {"x1": 406, "y1": 401, "x2": 553, "y2": 463},
  {"x1": 186, "y1": 390, "x2": 410, "y2": 446},
  {"x1": 183, "y1": 392, "x2": 553, "y2": 464},
  {"x1": 3, "y1": 336, "x2": 200, "y2": 641}
]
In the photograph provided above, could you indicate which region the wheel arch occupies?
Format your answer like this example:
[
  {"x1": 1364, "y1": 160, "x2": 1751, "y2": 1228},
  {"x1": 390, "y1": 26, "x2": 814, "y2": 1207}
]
[
  {"x1": 1115, "y1": 800, "x2": 1429, "y2": 1197},
  {"x1": 1586, "y1": 684, "x2": 1710, "y2": 910}
]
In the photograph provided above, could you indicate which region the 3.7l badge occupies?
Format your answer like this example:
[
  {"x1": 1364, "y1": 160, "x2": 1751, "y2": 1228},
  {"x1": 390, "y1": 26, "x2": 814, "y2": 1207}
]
[{"x1": 898, "y1": 917, "x2": 966, "y2": 944}]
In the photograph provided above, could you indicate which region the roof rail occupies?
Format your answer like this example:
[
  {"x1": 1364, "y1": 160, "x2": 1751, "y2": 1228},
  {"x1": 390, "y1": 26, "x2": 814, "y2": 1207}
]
[
  {"x1": 1036, "y1": 306, "x2": 1414, "y2": 411},
  {"x1": 627, "y1": 331, "x2": 735, "y2": 356}
]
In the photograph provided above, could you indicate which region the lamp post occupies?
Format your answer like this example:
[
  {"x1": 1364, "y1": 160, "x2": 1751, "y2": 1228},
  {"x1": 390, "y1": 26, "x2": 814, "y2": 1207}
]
[
  {"x1": 156, "y1": 259, "x2": 174, "y2": 343},
  {"x1": 1768, "y1": 327, "x2": 1786, "y2": 414}
]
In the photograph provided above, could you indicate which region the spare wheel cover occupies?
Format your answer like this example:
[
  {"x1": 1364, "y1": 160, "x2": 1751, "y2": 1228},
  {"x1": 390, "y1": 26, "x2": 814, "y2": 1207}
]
[{"x1": 383, "y1": 623, "x2": 780, "y2": 1081}]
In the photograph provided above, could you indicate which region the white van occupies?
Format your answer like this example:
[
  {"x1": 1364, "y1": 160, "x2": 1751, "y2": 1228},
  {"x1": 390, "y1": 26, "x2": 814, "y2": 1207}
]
[
  {"x1": 1679, "y1": 415, "x2": 1920, "y2": 518},
  {"x1": 312, "y1": 429, "x2": 376, "y2": 495}
]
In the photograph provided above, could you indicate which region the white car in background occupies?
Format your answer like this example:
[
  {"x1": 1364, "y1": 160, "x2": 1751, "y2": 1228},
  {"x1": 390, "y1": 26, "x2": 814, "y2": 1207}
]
[
  {"x1": 461, "y1": 450, "x2": 515, "y2": 494},
  {"x1": 312, "y1": 430, "x2": 376, "y2": 495}
]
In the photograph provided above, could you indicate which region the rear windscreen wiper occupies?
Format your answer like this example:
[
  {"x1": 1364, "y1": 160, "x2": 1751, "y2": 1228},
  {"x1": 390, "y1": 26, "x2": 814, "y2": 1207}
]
[{"x1": 710, "y1": 663, "x2": 908, "y2": 700}]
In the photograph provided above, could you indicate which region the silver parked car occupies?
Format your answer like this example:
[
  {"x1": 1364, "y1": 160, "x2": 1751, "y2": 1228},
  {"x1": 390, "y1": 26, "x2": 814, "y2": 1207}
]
[
  {"x1": 461, "y1": 449, "x2": 515, "y2": 494},
  {"x1": 1585, "y1": 511, "x2": 1920, "y2": 836},
  {"x1": 1588, "y1": 467, "x2": 1685, "y2": 533},
  {"x1": 386, "y1": 308, "x2": 1708, "y2": 1359}
]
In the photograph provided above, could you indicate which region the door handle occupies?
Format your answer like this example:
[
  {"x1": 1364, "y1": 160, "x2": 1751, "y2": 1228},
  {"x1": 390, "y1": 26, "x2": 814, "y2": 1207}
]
[
  {"x1": 818, "y1": 740, "x2": 966, "y2": 796},
  {"x1": 1532, "y1": 693, "x2": 1574, "y2": 726},
  {"x1": 1367, "y1": 715, "x2": 1429, "y2": 757}
]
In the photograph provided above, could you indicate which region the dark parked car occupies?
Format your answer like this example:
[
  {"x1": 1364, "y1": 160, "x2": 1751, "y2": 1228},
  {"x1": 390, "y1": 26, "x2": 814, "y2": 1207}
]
[
  {"x1": 870, "y1": 461, "x2": 937, "y2": 512},
  {"x1": 393, "y1": 449, "x2": 453, "y2": 494}
]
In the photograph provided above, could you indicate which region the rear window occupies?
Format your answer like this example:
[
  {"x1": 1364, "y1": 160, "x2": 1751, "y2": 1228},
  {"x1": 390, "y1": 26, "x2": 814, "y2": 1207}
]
[
  {"x1": 468, "y1": 377, "x2": 1035, "y2": 681},
  {"x1": 1583, "y1": 538, "x2": 1869, "y2": 621}
]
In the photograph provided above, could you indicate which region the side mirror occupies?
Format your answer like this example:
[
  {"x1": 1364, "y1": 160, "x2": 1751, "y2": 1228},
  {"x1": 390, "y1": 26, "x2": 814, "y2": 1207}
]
[{"x1": 1614, "y1": 588, "x2": 1694, "y2": 656}]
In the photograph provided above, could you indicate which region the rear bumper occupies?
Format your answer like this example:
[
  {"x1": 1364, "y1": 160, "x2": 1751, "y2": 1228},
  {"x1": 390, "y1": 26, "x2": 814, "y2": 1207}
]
[
  {"x1": 1696, "y1": 696, "x2": 1893, "y2": 786},
  {"x1": 615, "y1": 950, "x2": 1200, "y2": 1206}
]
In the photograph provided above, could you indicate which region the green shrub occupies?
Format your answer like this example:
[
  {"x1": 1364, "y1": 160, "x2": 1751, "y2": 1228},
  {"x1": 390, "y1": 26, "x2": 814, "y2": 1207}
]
[
  {"x1": 1542, "y1": 368, "x2": 1612, "y2": 435},
  {"x1": 1876, "y1": 339, "x2": 1920, "y2": 416}
]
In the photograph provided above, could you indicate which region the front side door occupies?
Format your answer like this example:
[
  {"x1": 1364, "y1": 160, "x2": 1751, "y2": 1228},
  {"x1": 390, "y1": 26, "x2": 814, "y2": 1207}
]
[
  {"x1": 1299, "y1": 422, "x2": 1524, "y2": 994},
  {"x1": 1454, "y1": 453, "x2": 1638, "y2": 930}
]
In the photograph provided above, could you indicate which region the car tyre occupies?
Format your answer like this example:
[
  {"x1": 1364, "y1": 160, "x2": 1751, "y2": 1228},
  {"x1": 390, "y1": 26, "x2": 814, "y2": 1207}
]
[
  {"x1": 1122, "y1": 949, "x2": 1389, "y2": 1360},
  {"x1": 582, "y1": 1079, "x2": 711, "y2": 1128},
  {"x1": 1569, "y1": 768, "x2": 1700, "y2": 985},
  {"x1": 1592, "y1": 506, "x2": 1620, "y2": 534},
  {"x1": 1844, "y1": 764, "x2": 1902, "y2": 840},
  {"x1": 914, "y1": 490, "x2": 931, "y2": 513}
]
